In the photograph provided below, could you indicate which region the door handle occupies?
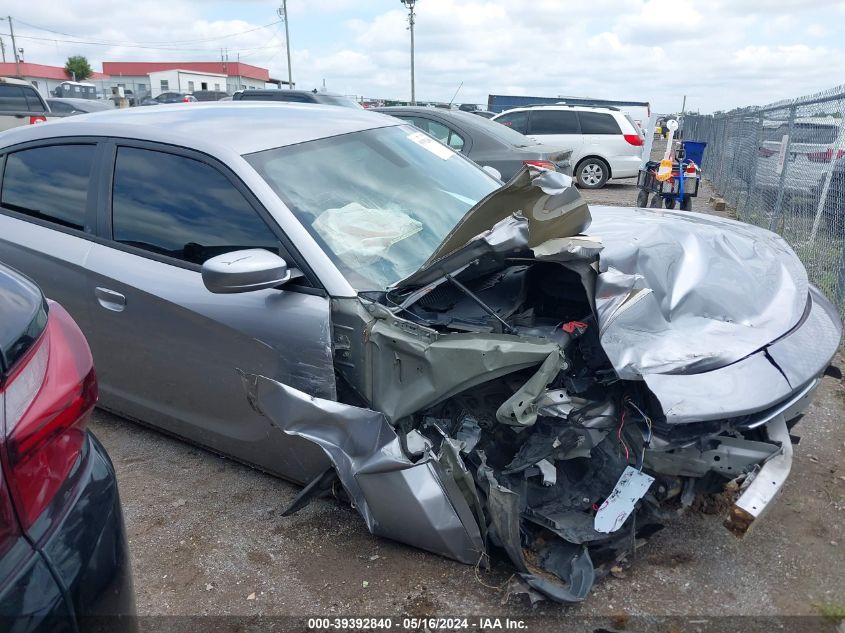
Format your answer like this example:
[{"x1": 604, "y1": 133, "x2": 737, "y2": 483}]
[{"x1": 95, "y1": 287, "x2": 126, "y2": 312}]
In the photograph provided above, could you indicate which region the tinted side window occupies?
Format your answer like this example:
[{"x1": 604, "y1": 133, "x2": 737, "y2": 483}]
[
  {"x1": 495, "y1": 111, "x2": 529, "y2": 134},
  {"x1": 1, "y1": 145, "x2": 95, "y2": 230},
  {"x1": 111, "y1": 147, "x2": 280, "y2": 265},
  {"x1": 49, "y1": 101, "x2": 73, "y2": 113},
  {"x1": 0, "y1": 85, "x2": 28, "y2": 111},
  {"x1": 23, "y1": 90, "x2": 46, "y2": 112},
  {"x1": 530, "y1": 110, "x2": 580, "y2": 135},
  {"x1": 578, "y1": 112, "x2": 621, "y2": 135}
]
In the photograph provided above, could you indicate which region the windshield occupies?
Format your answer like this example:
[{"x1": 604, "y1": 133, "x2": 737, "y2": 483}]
[
  {"x1": 458, "y1": 111, "x2": 540, "y2": 147},
  {"x1": 246, "y1": 125, "x2": 500, "y2": 290}
]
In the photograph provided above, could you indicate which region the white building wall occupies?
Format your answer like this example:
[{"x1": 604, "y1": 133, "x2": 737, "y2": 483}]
[{"x1": 148, "y1": 70, "x2": 228, "y2": 97}]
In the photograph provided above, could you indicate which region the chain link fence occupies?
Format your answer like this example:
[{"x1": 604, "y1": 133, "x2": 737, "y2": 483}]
[{"x1": 684, "y1": 85, "x2": 845, "y2": 316}]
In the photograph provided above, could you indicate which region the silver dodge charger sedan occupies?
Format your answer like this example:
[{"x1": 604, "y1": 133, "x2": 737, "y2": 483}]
[{"x1": 0, "y1": 103, "x2": 840, "y2": 604}]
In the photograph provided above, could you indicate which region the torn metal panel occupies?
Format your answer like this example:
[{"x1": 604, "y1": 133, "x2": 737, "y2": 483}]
[
  {"x1": 478, "y1": 464, "x2": 596, "y2": 603},
  {"x1": 243, "y1": 373, "x2": 484, "y2": 564},
  {"x1": 367, "y1": 316, "x2": 560, "y2": 422},
  {"x1": 496, "y1": 350, "x2": 568, "y2": 426}
]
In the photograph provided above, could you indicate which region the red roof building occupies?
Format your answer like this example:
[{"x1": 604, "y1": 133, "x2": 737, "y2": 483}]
[
  {"x1": 102, "y1": 61, "x2": 269, "y2": 82},
  {"x1": 0, "y1": 62, "x2": 109, "y2": 81}
]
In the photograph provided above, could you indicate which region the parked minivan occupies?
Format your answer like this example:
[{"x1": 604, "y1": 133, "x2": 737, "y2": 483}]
[{"x1": 492, "y1": 105, "x2": 644, "y2": 188}]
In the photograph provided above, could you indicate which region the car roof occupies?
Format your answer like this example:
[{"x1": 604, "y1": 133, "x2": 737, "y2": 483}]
[
  {"x1": 0, "y1": 76, "x2": 32, "y2": 87},
  {"x1": 499, "y1": 104, "x2": 620, "y2": 114},
  {"x1": 241, "y1": 90, "x2": 346, "y2": 98},
  {"x1": 375, "y1": 106, "x2": 486, "y2": 123},
  {"x1": 0, "y1": 102, "x2": 401, "y2": 155}
]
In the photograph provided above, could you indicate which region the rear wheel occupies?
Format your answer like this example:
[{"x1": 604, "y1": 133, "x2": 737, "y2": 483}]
[
  {"x1": 576, "y1": 158, "x2": 609, "y2": 189},
  {"x1": 680, "y1": 195, "x2": 693, "y2": 211},
  {"x1": 636, "y1": 189, "x2": 649, "y2": 208},
  {"x1": 664, "y1": 197, "x2": 677, "y2": 209}
]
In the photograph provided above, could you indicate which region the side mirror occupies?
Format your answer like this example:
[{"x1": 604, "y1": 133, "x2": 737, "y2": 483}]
[{"x1": 202, "y1": 249, "x2": 291, "y2": 294}]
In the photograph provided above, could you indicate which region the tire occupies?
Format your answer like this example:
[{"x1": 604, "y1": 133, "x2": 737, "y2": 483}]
[
  {"x1": 636, "y1": 190, "x2": 649, "y2": 208},
  {"x1": 680, "y1": 195, "x2": 693, "y2": 211},
  {"x1": 664, "y1": 197, "x2": 677, "y2": 209},
  {"x1": 576, "y1": 158, "x2": 610, "y2": 189}
]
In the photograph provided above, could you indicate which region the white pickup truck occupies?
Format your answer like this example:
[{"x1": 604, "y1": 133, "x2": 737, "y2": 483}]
[{"x1": 0, "y1": 77, "x2": 56, "y2": 133}]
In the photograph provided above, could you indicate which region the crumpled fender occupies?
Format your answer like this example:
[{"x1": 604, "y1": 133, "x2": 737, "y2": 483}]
[{"x1": 240, "y1": 372, "x2": 485, "y2": 565}]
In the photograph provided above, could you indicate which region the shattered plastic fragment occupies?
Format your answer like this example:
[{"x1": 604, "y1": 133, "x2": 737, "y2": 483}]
[{"x1": 594, "y1": 466, "x2": 655, "y2": 534}]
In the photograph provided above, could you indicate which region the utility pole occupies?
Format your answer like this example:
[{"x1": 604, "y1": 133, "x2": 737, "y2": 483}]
[
  {"x1": 278, "y1": 1, "x2": 293, "y2": 89},
  {"x1": 681, "y1": 94, "x2": 686, "y2": 114},
  {"x1": 4, "y1": 17, "x2": 20, "y2": 77},
  {"x1": 400, "y1": 1, "x2": 416, "y2": 105},
  {"x1": 0, "y1": 37, "x2": 6, "y2": 63}
]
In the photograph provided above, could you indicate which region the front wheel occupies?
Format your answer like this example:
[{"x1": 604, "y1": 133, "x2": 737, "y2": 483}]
[
  {"x1": 576, "y1": 158, "x2": 609, "y2": 189},
  {"x1": 680, "y1": 195, "x2": 693, "y2": 211},
  {"x1": 636, "y1": 189, "x2": 649, "y2": 207},
  {"x1": 664, "y1": 197, "x2": 677, "y2": 209}
]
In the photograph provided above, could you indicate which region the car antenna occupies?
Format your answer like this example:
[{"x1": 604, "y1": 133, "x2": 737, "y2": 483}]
[{"x1": 448, "y1": 81, "x2": 463, "y2": 107}]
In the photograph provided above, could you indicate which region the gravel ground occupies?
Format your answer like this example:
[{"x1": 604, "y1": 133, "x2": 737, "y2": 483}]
[{"x1": 89, "y1": 140, "x2": 845, "y2": 630}]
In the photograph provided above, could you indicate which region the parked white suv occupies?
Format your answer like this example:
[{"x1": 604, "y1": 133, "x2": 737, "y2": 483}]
[
  {"x1": 754, "y1": 116, "x2": 842, "y2": 196},
  {"x1": 492, "y1": 105, "x2": 644, "y2": 188}
]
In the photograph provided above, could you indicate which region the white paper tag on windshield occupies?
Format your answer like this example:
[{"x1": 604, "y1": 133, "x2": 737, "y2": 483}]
[
  {"x1": 407, "y1": 131, "x2": 455, "y2": 160},
  {"x1": 594, "y1": 466, "x2": 654, "y2": 534}
]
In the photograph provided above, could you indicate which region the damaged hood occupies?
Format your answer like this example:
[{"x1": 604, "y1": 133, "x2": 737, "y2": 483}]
[
  {"x1": 396, "y1": 166, "x2": 812, "y2": 382},
  {"x1": 407, "y1": 167, "x2": 590, "y2": 283},
  {"x1": 587, "y1": 205, "x2": 809, "y2": 378}
]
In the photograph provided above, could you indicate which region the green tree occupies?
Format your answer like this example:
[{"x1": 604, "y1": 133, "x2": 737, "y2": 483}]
[{"x1": 64, "y1": 56, "x2": 93, "y2": 81}]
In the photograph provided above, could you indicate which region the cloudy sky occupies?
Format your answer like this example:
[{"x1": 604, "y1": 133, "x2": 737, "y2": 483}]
[{"x1": 3, "y1": 0, "x2": 844, "y2": 113}]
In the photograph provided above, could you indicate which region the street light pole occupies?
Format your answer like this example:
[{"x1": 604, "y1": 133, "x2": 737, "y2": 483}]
[
  {"x1": 400, "y1": 0, "x2": 416, "y2": 105},
  {"x1": 278, "y1": 1, "x2": 294, "y2": 89}
]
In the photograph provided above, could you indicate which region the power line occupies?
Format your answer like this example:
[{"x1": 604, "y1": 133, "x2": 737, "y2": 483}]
[
  {"x1": 11, "y1": 18, "x2": 282, "y2": 46},
  {"x1": 9, "y1": 33, "x2": 283, "y2": 54}
]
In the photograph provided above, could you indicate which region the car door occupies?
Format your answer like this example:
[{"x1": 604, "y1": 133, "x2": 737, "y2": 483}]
[
  {"x1": 526, "y1": 110, "x2": 584, "y2": 162},
  {"x1": 0, "y1": 141, "x2": 100, "y2": 338},
  {"x1": 83, "y1": 141, "x2": 332, "y2": 482},
  {"x1": 576, "y1": 110, "x2": 630, "y2": 175}
]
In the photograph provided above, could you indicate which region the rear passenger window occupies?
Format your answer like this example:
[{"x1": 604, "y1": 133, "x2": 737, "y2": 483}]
[
  {"x1": 495, "y1": 111, "x2": 529, "y2": 134},
  {"x1": 111, "y1": 147, "x2": 280, "y2": 265},
  {"x1": 1, "y1": 145, "x2": 95, "y2": 230},
  {"x1": 406, "y1": 118, "x2": 465, "y2": 151},
  {"x1": 0, "y1": 85, "x2": 29, "y2": 112},
  {"x1": 578, "y1": 112, "x2": 621, "y2": 135},
  {"x1": 530, "y1": 110, "x2": 580, "y2": 135},
  {"x1": 23, "y1": 90, "x2": 46, "y2": 113}
]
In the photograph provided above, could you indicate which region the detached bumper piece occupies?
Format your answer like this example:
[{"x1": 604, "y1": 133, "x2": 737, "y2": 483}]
[{"x1": 725, "y1": 416, "x2": 793, "y2": 537}]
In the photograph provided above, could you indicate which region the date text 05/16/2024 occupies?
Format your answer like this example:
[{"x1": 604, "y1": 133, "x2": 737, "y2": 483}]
[{"x1": 306, "y1": 617, "x2": 529, "y2": 630}]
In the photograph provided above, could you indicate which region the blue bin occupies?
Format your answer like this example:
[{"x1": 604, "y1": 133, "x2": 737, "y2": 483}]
[{"x1": 682, "y1": 140, "x2": 707, "y2": 167}]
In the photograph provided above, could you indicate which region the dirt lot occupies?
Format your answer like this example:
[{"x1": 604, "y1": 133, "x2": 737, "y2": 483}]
[{"x1": 89, "y1": 143, "x2": 845, "y2": 629}]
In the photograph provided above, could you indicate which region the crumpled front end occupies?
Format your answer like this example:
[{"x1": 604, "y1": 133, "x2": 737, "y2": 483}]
[{"x1": 246, "y1": 167, "x2": 841, "y2": 604}]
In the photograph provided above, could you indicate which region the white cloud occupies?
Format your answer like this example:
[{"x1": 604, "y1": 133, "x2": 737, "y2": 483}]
[{"x1": 3, "y1": 0, "x2": 844, "y2": 112}]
